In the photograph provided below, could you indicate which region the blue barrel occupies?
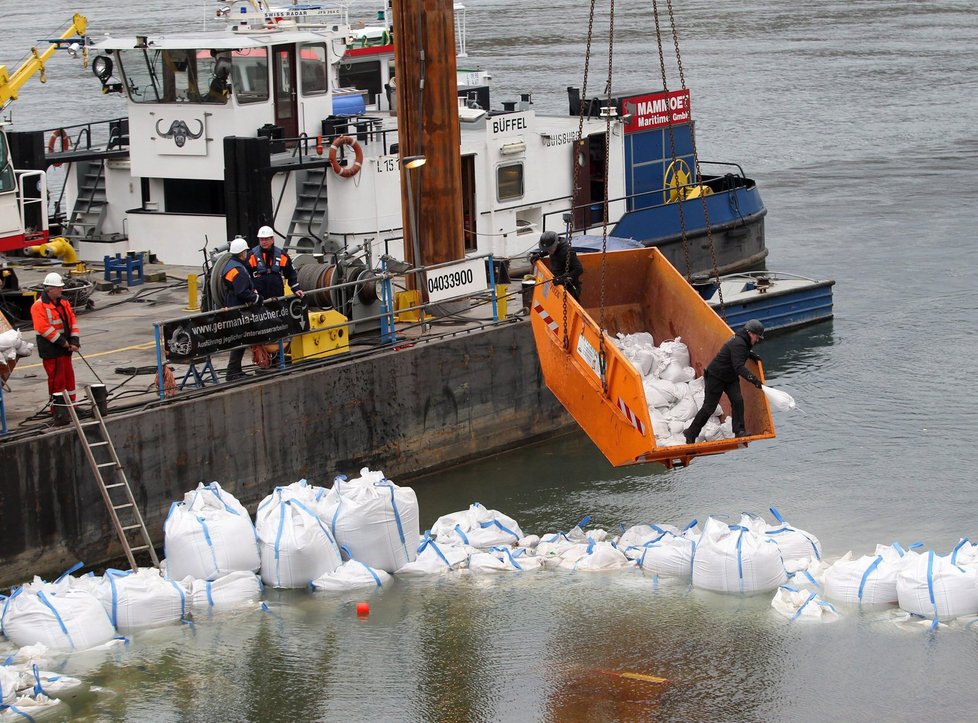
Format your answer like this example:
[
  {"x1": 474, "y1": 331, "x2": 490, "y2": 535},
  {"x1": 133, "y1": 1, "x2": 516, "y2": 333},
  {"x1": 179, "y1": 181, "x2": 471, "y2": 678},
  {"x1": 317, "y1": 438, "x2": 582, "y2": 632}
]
[{"x1": 333, "y1": 93, "x2": 366, "y2": 116}]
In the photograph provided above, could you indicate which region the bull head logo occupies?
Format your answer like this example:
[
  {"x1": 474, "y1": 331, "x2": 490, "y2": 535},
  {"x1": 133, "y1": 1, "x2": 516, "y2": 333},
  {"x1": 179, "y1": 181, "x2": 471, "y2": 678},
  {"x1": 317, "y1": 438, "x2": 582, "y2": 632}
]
[{"x1": 156, "y1": 118, "x2": 204, "y2": 148}]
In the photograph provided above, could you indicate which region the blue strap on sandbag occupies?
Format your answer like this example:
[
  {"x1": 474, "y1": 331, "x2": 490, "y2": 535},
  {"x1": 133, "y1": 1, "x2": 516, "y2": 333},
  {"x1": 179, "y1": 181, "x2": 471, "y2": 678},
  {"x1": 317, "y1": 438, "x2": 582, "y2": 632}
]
[
  {"x1": 926, "y1": 550, "x2": 940, "y2": 630},
  {"x1": 791, "y1": 591, "x2": 818, "y2": 621},
  {"x1": 54, "y1": 561, "x2": 84, "y2": 583},
  {"x1": 35, "y1": 591, "x2": 74, "y2": 649},
  {"x1": 418, "y1": 534, "x2": 451, "y2": 568},
  {"x1": 203, "y1": 482, "x2": 240, "y2": 515},
  {"x1": 290, "y1": 498, "x2": 338, "y2": 546},
  {"x1": 356, "y1": 560, "x2": 384, "y2": 587},
  {"x1": 479, "y1": 518, "x2": 520, "y2": 541},
  {"x1": 195, "y1": 515, "x2": 220, "y2": 575},
  {"x1": 31, "y1": 663, "x2": 44, "y2": 696},
  {"x1": 769, "y1": 506, "x2": 785, "y2": 524},
  {"x1": 205, "y1": 581, "x2": 215, "y2": 608},
  {"x1": 951, "y1": 538, "x2": 971, "y2": 566},
  {"x1": 168, "y1": 580, "x2": 187, "y2": 620},
  {"x1": 576, "y1": 515, "x2": 591, "y2": 530},
  {"x1": 0, "y1": 703, "x2": 36, "y2": 721},
  {"x1": 1, "y1": 587, "x2": 22, "y2": 628},
  {"x1": 858, "y1": 555, "x2": 883, "y2": 601},
  {"x1": 453, "y1": 524, "x2": 470, "y2": 545},
  {"x1": 381, "y1": 482, "x2": 408, "y2": 549},
  {"x1": 340, "y1": 544, "x2": 353, "y2": 561}
]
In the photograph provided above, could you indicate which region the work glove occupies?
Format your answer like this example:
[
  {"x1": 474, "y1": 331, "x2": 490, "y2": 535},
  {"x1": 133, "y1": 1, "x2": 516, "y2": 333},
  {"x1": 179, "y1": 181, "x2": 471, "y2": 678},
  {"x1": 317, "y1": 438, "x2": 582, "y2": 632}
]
[
  {"x1": 749, "y1": 351, "x2": 762, "y2": 362},
  {"x1": 552, "y1": 276, "x2": 565, "y2": 287},
  {"x1": 753, "y1": 378, "x2": 763, "y2": 389}
]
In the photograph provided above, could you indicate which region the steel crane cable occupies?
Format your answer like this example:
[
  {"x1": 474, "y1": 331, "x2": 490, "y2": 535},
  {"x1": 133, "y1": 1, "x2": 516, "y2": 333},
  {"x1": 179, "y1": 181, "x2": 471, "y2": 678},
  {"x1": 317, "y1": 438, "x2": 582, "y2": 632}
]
[
  {"x1": 565, "y1": 0, "x2": 600, "y2": 352},
  {"x1": 666, "y1": 0, "x2": 725, "y2": 313}
]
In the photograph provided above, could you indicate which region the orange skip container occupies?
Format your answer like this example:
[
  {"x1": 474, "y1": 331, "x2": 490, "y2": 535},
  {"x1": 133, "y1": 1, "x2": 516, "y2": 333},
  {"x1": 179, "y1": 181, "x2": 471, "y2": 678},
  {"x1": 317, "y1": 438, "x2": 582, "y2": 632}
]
[{"x1": 530, "y1": 247, "x2": 775, "y2": 468}]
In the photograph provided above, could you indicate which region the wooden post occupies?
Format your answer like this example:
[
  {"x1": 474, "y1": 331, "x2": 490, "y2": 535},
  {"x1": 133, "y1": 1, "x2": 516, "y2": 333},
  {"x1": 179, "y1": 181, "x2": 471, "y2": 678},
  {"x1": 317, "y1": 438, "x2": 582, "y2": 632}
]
[{"x1": 392, "y1": 0, "x2": 464, "y2": 274}]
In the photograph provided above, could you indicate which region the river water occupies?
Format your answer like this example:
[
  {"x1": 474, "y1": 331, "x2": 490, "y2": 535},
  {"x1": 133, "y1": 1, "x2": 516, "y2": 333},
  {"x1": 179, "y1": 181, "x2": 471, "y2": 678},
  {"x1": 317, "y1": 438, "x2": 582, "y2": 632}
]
[{"x1": 3, "y1": 1, "x2": 978, "y2": 720}]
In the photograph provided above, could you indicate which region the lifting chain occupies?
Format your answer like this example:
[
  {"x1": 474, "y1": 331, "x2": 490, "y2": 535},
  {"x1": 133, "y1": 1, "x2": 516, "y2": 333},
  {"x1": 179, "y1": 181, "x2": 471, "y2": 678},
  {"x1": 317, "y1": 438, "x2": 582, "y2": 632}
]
[
  {"x1": 666, "y1": 0, "x2": 725, "y2": 314},
  {"x1": 598, "y1": 0, "x2": 616, "y2": 395},
  {"x1": 565, "y1": 0, "x2": 599, "y2": 352},
  {"x1": 651, "y1": 0, "x2": 691, "y2": 280}
]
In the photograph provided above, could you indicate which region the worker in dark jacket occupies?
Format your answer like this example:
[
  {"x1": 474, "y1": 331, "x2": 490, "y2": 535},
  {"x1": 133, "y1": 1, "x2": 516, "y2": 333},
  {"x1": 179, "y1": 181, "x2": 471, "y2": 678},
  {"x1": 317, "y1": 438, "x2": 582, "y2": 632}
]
[
  {"x1": 539, "y1": 231, "x2": 583, "y2": 302},
  {"x1": 223, "y1": 237, "x2": 262, "y2": 381},
  {"x1": 31, "y1": 272, "x2": 80, "y2": 413},
  {"x1": 247, "y1": 225, "x2": 304, "y2": 300},
  {"x1": 684, "y1": 319, "x2": 765, "y2": 443}
]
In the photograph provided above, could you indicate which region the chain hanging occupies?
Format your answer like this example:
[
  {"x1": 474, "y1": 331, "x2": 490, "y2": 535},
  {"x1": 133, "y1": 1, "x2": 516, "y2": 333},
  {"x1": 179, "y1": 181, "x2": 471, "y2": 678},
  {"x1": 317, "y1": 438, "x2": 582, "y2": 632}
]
[
  {"x1": 564, "y1": 0, "x2": 599, "y2": 352},
  {"x1": 597, "y1": 0, "x2": 616, "y2": 395},
  {"x1": 665, "y1": 0, "x2": 724, "y2": 313}
]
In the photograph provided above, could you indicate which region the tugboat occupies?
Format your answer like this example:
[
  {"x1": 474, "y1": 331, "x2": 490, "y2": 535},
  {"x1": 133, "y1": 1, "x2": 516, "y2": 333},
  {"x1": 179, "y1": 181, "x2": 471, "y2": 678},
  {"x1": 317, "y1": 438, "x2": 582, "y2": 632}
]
[{"x1": 2, "y1": 1, "x2": 766, "y2": 278}]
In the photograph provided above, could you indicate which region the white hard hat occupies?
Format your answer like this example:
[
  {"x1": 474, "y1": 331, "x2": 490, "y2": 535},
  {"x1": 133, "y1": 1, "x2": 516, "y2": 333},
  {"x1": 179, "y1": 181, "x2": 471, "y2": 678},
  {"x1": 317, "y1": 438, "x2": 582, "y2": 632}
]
[
  {"x1": 257, "y1": 225, "x2": 274, "y2": 239},
  {"x1": 43, "y1": 272, "x2": 65, "y2": 287},
  {"x1": 229, "y1": 238, "x2": 249, "y2": 254}
]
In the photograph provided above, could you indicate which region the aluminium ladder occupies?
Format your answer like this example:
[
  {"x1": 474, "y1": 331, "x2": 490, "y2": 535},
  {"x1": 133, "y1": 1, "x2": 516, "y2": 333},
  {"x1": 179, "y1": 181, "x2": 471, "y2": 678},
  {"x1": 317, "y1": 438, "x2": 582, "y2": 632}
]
[{"x1": 64, "y1": 387, "x2": 159, "y2": 570}]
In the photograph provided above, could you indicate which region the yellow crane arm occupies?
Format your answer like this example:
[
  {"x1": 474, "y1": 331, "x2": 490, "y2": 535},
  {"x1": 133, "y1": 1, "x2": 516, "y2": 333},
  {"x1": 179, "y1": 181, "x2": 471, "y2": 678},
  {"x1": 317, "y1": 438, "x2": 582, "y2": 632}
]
[{"x1": 0, "y1": 13, "x2": 88, "y2": 111}]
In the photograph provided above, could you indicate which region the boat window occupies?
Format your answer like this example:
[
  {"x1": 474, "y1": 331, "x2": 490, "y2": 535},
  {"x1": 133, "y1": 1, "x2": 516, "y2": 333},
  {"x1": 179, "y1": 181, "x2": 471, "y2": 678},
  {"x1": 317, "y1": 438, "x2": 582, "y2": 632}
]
[
  {"x1": 116, "y1": 49, "x2": 230, "y2": 105},
  {"x1": 0, "y1": 133, "x2": 15, "y2": 194},
  {"x1": 338, "y1": 60, "x2": 382, "y2": 106},
  {"x1": 232, "y1": 48, "x2": 270, "y2": 104},
  {"x1": 300, "y1": 44, "x2": 328, "y2": 95},
  {"x1": 497, "y1": 163, "x2": 524, "y2": 201}
]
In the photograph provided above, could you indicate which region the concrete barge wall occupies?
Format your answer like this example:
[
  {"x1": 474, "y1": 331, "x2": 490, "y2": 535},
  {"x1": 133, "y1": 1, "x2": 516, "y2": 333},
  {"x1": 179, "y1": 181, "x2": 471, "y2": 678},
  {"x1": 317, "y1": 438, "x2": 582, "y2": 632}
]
[{"x1": 0, "y1": 320, "x2": 571, "y2": 588}]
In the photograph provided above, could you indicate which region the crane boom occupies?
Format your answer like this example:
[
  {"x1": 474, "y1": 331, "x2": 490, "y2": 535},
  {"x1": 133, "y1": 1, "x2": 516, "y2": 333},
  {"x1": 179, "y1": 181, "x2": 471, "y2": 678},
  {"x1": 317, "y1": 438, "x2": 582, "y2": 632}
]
[{"x1": 0, "y1": 13, "x2": 88, "y2": 112}]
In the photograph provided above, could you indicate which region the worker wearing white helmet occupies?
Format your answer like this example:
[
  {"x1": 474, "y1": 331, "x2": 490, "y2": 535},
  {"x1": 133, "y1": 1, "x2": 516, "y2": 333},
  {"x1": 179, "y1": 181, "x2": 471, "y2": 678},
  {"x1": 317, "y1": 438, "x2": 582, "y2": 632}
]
[
  {"x1": 222, "y1": 236, "x2": 262, "y2": 381},
  {"x1": 246, "y1": 225, "x2": 304, "y2": 301},
  {"x1": 30, "y1": 272, "x2": 81, "y2": 415}
]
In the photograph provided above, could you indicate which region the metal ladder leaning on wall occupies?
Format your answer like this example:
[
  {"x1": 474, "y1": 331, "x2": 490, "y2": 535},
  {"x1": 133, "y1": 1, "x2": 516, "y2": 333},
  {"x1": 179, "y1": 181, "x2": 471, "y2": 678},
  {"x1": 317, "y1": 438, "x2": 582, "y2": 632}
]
[{"x1": 65, "y1": 387, "x2": 160, "y2": 571}]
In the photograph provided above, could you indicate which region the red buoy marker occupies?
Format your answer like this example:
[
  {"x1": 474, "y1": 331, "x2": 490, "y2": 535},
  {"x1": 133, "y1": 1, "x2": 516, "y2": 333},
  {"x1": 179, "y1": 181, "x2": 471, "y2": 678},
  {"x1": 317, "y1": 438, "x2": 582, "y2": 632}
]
[{"x1": 356, "y1": 602, "x2": 370, "y2": 617}]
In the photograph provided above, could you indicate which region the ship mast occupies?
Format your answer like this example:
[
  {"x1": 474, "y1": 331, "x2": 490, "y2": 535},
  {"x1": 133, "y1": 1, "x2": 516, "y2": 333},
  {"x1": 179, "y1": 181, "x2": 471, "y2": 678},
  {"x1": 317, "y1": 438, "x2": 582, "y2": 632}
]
[{"x1": 391, "y1": 0, "x2": 464, "y2": 268}]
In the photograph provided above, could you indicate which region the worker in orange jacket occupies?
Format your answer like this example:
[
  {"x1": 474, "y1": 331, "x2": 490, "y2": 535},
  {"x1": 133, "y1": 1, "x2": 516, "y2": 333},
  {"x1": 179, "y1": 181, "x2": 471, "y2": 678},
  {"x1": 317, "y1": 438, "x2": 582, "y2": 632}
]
[{"x1": 31, "y1": 272, "x2": 80, "y2": 412}]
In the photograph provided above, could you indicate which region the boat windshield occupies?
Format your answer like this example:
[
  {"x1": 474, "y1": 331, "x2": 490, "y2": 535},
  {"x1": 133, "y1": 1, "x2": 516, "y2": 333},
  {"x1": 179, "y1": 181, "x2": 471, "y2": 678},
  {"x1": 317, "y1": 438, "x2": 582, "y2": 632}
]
[
  {"x1": 115, "y1": 48, "x2": 268, "y2": 105},
  {"x1": 0, "y1": 133, "x2": 15, "y2": 194}
]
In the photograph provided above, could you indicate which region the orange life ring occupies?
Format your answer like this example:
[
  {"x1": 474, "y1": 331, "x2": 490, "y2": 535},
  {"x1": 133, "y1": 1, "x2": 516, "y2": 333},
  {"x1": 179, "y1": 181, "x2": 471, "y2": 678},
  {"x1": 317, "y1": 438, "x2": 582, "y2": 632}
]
[
  {"x1": 328, "y1": 135, "x2": 363, "y2": 178},
  {"x1": 48, "y1": 129, "x2": 71, "y2": 167}
]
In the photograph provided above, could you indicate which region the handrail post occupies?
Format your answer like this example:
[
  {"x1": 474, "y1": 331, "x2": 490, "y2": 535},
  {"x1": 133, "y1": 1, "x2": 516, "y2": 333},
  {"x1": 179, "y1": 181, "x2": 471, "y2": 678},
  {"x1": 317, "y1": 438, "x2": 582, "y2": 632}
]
[
  {"x1": 487, "y1": 253, "x2": 498, "y2": 322},
  {"x1": 153, "y1": 323, "x2": 166, "y2": 401}
]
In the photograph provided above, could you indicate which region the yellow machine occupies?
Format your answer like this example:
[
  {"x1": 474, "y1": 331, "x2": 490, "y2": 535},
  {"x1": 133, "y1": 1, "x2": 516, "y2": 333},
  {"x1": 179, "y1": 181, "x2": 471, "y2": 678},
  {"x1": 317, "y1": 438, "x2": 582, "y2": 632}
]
[
  {"x1": 0, "y1": 14, "x2": 89, "y2": 112},
  {"x1": 290, "y1": 309, "x2": 350, "y2": 362},
  {"x1": 24, "y1": 237, "x2": 79, "y2": 264}
]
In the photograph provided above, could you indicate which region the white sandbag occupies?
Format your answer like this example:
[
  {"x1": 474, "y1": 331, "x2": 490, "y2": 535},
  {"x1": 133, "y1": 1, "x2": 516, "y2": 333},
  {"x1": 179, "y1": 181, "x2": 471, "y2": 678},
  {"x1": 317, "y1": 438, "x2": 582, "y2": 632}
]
[
  {"x1": 659, "y1": 337, "x2": 691, "y2": 368},
  {"x1": 896, "y1": 550, "x2": 978, "y2": 621},
  {"x1": 430, "y1": 502, "x2": 523, "y2": 549},
  {"x1": 950, "y1": 537, "x2": 978, "y2": 567},
  {"x1": 763, "y1": 507, "x2": 822, "y2": 564},
  {"x1": 557, "y1": 540, "x2": 634, "y2": 572},
  {"x1": 617, "y1": 524, "x2": 680, "y2": 556},
  {"x1": 534, "y1": 532, "x2": 577, "y2": 560},
  {"x1": 692, "y1": 517, "x2": 787, "y2": 594},
  {"x1": 771, "y1": 585, "x2": 840, "y2": 622},
  {"x1": 823, "y1": 544, "x2": 918, "y2": 605},
  {"x1": 163, "y1": 482, "x2": 260, "y2": 581},
  {"x1": 637, "y1": 534, "x2": 696, "y2": 577},
  {"x1": 518, "y1": 535, "x2": 540, "y2": 549},
  {"x1": 189, "y1": 571, "x2": 262, "y2": 611},
  {"x1": 0, "y1": 667, "x2": 17, "y2": 706},
  {"x1": 0, "y1": 693, "x2": 65, "y2": 721},
  {"x1": 395, "y1": 535, "x2": 470, "y2": 576},
  {"x1": 644, "y1": 378, "x2": 678, "y2": 408},
  {"x1": 311, "y1": 560, "x2": 391, "y2": 591},
  {"x1": 320, "y1": 470, "x2": 420, "y2": 573},
  {"x1": 95, "y1": 568, "x2": 187, "y2": 632},
  {"x1": 660, "y1": 361, "x2": 695, "y2": 384},
  {"x1": 762, "y1": 384, "x2": 795, "y2": 411},
  {"x1": 666, "y1": 395, "x2": 698, "y2": 422},
  {"x1": 468, "y1": 547, "x2": 543, "y2": 573},
  {"x1": 256, "y1": 493, "x2": 342, "y2": 588},
  {"x1": 1, "y1": 588, "x2": 115, "y2": 651}
]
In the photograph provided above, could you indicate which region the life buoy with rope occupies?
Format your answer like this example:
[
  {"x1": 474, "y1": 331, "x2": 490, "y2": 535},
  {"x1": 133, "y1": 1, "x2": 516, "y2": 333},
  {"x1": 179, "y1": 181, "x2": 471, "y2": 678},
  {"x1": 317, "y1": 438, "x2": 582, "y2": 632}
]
[
  {"x1": 48, "y1": 129, "x2": 71, "y2": 167},
  {"x1": 328, "y1": 135, "x2": 363, "y2": 178}
]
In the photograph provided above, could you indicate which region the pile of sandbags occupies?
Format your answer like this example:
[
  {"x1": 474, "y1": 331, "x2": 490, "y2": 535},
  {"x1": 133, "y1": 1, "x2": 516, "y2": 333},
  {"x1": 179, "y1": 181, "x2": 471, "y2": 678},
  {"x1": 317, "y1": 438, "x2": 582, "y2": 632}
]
[
  {"x1": 189, "y1": 571, "x2": 263, "y2": 611},
  {"x1": 396, "y1": 533, "x2": 470, "y2": 576},
  {"x1": 311, "y1": 560, "x2": 391, "y2": 591},
  {"x1": 163, "y1": 482, "x2": 260, "y2": 581},
  {"x1": 896, "y1": 550, "x2": 978, "y2": 622},
  {"x1": 430, "y1": 503, "x2": 523, "y2": 548},
  {"x1": 613, "y1": 332, "x2": 733, "y2": 447},
  {"x1": 771, "y1": 584, "x2": 840, "y2": 622},
  {"x1": 255, "y1": 481, "x2": 342, "y2": 588},
  {"x1": 822, "y1": 543, "x2": 919, "y2": 605},
  {"x1": 319, "y1": 469, "x2": 420, "y2": 573}
]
